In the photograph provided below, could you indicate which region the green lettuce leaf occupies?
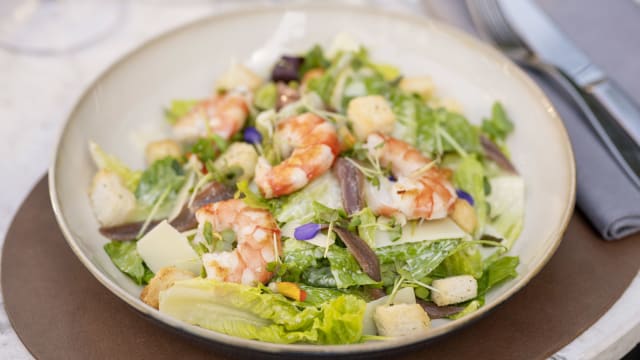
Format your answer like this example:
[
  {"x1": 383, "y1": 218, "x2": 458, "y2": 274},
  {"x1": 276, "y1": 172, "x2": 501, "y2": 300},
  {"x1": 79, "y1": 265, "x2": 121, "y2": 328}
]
[
  {"x1": 389, "y1": 90, "x2": 422, "y2": 146},
  {"x1": 354, "y1": 208, "x2": 377, "y2": 247},
  {"x1": 448, "y1": 300, "x2": 481, "y2": 320},
  {"x1": 299, "y1": 285, "x2": 345, "y2": 306},
  {"x1": 89, "y1": 141, "x2": 142, "y2": 192},
  {"x1": 254, "y1": 83, "x2": 277, "y2": 110},
  {"x1": 135, "y1": 157, "x2": 186, "y2": 209},
  {"x1": 164, "y1": 99, "x2": 199, "y2": 125},
  {"x1": 189, "y1": 135, "x2": 227, "y2": 163},
  {"x1": 327, "y1": 246, "x2": 378, "y2": 289},
  {"x1": 104, "y1": 241, "x2": 153, "y2": 285},
  {"x1": 282, "y1": 238, "x2": 461, "y2": 290},
  {"x1": 376, "y1": 239, "x2": 461, "y2": 282},
  {"x1": 389, "y1": 94, "x2": 480, "y2": 157},
  {"x1": 370, "y1": 63, "x2": 400, "y2": 81},
  {"x1": 275, "y1": 173, "x2": 342, "y2": 224},
  {"x1": 438, "y1": 110, "x2": 482, "y2": 155},
  {"x1": 302, "y1": 266, "x2": 337, "y2": 288},
  {"x1": 481, "y1": 102, "x2": 514, "y2": 143},
  {"x1": 299, "y1": 44, "x2": 330, "y2": 76},
  {"x1": 280, "y1": 240, "x2": 376, "y2": 289},
  {"x1": 159, "y1": 279, "x2": 365, "y2": 344},
  {"x1": 432, "y1": 245, "x2": 484, "y2": 279},
  {"x1": 307, "y1": 74, "x2": 335, "y2": 104},
  {"x1": 477, "y1": 256, "x2": 519, "y2": 297},
  {"x1": 440, "y1": 255, "x2": 518, "y2": 320},
  {"x1": 279, "y1": 239, "x2": 327, "y2": 283}
]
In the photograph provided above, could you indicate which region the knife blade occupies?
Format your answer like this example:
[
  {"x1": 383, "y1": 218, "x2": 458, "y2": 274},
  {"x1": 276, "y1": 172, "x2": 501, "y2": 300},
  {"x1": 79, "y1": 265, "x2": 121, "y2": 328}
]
[
  {"x1": 497, "y1": 0, "x2": 640, "y2": 177},
  {"x1": 496, "y1": 0, "x2": 604, "y2": 87}
]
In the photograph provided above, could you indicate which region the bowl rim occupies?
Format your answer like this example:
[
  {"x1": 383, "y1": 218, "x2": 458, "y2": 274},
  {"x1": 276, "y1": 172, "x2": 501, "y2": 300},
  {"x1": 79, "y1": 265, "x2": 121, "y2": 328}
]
[{"x1": 49, "y1": 2, "x2": 576, "y2": 355}]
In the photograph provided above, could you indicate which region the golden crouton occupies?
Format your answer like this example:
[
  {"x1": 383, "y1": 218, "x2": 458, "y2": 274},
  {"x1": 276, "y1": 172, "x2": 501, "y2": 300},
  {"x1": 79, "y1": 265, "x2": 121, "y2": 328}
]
[
  {"x1": 140, "y1": 266, "x2": 195, "y2": 309},
  {"x1": 374, "y1": 304, "x2": 431, "y2": 337}
]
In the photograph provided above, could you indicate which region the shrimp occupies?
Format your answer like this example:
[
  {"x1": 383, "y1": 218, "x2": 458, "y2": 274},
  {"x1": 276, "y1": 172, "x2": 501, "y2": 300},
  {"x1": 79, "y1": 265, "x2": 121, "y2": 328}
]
[
  {"x1": 173, "y1": 92, "x2": 249, "y2": 142},
  {"x1": 363, "y1": 133, "x2": 457, "y2": 222},
  {"x1": 255, "y1": 112, "x2": 340, "y2": 198},
  {"x1": 195, "y1": 199, "x2": 281, "y2": 285}
]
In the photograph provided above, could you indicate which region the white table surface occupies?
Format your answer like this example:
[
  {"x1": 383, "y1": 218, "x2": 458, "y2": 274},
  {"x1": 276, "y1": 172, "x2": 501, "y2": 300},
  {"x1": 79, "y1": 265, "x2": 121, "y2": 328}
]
[{"x1": 0, "y1": 1, "x2": 638, "y2": 359}]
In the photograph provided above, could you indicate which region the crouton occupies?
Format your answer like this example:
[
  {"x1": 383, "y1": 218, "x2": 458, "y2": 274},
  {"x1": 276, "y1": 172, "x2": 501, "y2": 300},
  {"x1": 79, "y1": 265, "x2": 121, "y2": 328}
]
[
  {"x1": 399, "y1": 76, "x2": 434, "y2": 100},
  {"x1": 431, "y1": 275, "x2": 478, "y2": 306},
  {"x1": 215, "y1": 63, "x2": 263, "y2": 92},
  {"x1": 347, "y1": 95, "x2": 395, "y2": 141},
  {"x1": 89, "y1": 169, "x2": 136, "y2": 227},
  {"x1": 140, "y1": 266, "x2": 195, "y2": 309},
  {"x1": 373, "y1": 303, "x2": 431, "y2": 337},
  {"x1": 145, "y1": 139, "x2": 182, "y2": 165}
]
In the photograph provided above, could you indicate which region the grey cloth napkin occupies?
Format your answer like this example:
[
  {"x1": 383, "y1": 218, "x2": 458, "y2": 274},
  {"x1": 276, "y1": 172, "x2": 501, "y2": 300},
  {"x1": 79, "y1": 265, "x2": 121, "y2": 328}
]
[{"x1": 424, "y1": 0, "x2": 640, "y2": 240}]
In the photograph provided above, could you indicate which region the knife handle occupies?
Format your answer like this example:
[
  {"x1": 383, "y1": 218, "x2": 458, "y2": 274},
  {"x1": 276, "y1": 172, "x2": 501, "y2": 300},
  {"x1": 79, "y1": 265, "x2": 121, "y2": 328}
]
[
  {"x1": 579, "y1": 81, "x2": 640, "y2": 185},
  {"x1": 541, "y1": 66, "x2": 640, "y2": 189},
  {"x1": 584, "y1": 80, "x2": 640, "y2": 149}
]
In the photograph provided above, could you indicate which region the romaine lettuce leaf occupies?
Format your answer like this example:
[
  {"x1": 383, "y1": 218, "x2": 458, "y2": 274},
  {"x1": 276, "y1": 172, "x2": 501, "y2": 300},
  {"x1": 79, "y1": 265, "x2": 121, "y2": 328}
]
[
  {"x1": 389, "y1": 94, "x2": 480, "y2": 157},
  {"x1": 376, "y1": 239, "x2": 461, "y2": 282},
  {"x1": 440, "y1": 255, "x2": 518, "y2": 319},
  {"x1": 481, "y1": 102, "x2": 514, "y2": 143},
  {"x1": 299, "y1": 285, "x2": 361, "y2": 306},
  {"x1": 281, "y1": 237, "x2": 460, "y2": 290},
  {"x1": 299, "y1": 44, "x2": 330, "y2": 76},
  {"x1": 307, "y1": 73, "x2": 335, "y2": 104},
  {"x1": 254, "y1": 82, "x2": 277, "y2": 110},
  {"x1": 275, "y1": 173, "x2": 342, "y2": 224},
  {"x1": 327, "y1": 246, "x2": 378, "y2": 289},
  {"x1": 370, "y1": 63, "x2": 400, "y2": 81},
  {"x1": 354, "y1": 208, "x2": 377, "y2": 247},
  {"x1": 280, "y1": 240, "x2": 376, "y2": 289},
  {"x1": 431, "y1": 245, "x2": 484, "y2": 279},
  {"x1": 104, "y1": 241, "x2": 153, "y2": 285},
  {"x1": 189, "y1": 135, "x2": 227, "y2": 163},
  {"x1": 135, "y1": 157, "x2": 186, "y2": 209},
  {"x1": 89, "y1": 141, "x2": 142, "y2": 192},
  {"x1": 159, "y1": 279, "x2": 365, "y2": 344},
  {"x1": 477, "y1": 256, "x2": 519, "y2": 297},
  {"x1": 448, "y1": 300, "x2": 481, "y2": 320},
  {"x1": 438, "y1": 110, "x2": 482, "y2": 155},
  {"x1": 279, "y1": 239, "x2": 328, "y2": 287},
  {"x1": 302, "y1": 266, "x2": 337, "y2": 288}
]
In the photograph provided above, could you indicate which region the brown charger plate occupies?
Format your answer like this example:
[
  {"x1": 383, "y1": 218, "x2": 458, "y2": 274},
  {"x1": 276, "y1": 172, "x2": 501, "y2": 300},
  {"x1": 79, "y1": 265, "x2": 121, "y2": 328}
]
[{"x1": 3, "y1": 176, "x2": 640, "y2": 359}]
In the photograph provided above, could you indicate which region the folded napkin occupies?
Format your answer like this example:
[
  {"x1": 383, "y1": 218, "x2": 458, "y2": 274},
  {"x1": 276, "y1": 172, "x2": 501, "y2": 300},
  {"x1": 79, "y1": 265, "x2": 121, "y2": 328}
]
[{"x1": 426, "y1": 0, "x2": 640, "y2": 240}]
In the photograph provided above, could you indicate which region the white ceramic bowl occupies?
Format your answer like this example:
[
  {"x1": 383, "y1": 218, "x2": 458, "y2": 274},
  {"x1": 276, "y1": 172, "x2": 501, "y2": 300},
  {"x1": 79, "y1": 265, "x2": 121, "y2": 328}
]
[{"x1": 50, "y1": 4, "x2": 575, "y2": 356}]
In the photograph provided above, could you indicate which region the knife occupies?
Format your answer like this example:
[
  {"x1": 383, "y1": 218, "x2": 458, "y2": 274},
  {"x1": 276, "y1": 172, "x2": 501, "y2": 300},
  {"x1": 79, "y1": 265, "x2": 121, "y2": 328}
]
[{"x1": 497, "y1": 0, "x2": 640, "y2": 178}]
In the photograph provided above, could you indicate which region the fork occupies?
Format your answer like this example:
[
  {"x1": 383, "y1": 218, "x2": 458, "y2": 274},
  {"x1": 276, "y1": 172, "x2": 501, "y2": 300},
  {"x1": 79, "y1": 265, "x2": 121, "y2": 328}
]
[{"x1": 466, "y1": 0, "x2": 640, "y2": 190}]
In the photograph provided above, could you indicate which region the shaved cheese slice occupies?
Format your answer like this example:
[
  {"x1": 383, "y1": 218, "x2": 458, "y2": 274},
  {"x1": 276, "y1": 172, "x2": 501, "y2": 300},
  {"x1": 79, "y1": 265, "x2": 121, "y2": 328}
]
[
  {"x1": 375, "y1": 218, "x2": 468, "y2": 248},
  {"x1": 137, "y1": 220, "x2": 202, "y2": 274}
]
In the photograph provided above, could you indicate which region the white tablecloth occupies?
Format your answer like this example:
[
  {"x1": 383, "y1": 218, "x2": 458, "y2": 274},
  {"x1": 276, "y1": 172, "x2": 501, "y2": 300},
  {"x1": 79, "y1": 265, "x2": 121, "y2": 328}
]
[{"x1": 0, "y1": 2, "x2": 638, "y2": 359}]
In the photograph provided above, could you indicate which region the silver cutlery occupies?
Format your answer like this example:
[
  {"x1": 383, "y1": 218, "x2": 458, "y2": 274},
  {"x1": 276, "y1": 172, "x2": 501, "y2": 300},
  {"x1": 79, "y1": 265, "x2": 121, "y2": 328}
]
[{"x1": 467, "y1": 0, "x2": 640, "y2": 189}]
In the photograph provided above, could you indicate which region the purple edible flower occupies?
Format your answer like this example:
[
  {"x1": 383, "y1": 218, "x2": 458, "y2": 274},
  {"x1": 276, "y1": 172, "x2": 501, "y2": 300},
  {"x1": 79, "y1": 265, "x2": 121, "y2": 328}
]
[
  {"x1": 456, "y1": 189, "x2": 474, "y2": 206},
  {"x1": 294, "y1": 223, "x2": 322, "y2": 240},
  {"x1": 243, "y1": 126, "x2": 262, "y2": 145}
]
